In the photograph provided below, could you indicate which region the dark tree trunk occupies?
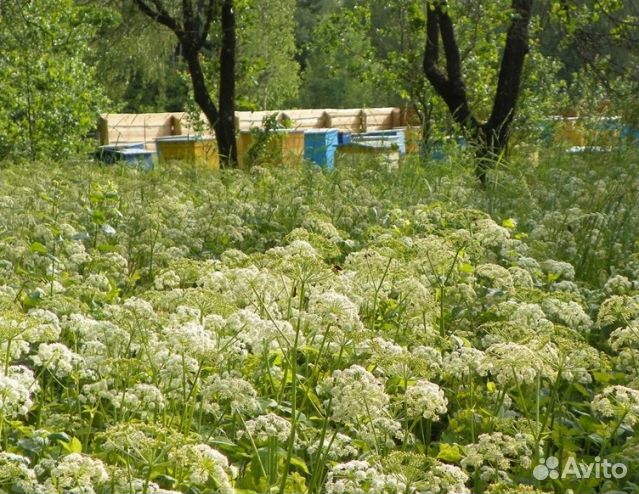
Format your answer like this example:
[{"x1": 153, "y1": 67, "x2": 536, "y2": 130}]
[
  {"x1": 216, "y1": 0, "x2": 237, "y2": 166},
  {"x1": 423, "y1": 0, "x2": 534, "y2": 185},
  {"x1": 133, "y1": 0, "x2": 238, "y2": 167},
  {"x1": 183, "y1": 44, "x2": 220, "y2": 136}
]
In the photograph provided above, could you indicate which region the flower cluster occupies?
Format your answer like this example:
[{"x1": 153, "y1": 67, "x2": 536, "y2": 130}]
[
  {"x1": 323, "y1": 460, "x2": 407, "y2": 494},
  {"x1": 240, "y1": 413, "x2": 292, "y2": 443},
  {"x1": 461, "y1": 432, "x2": 534, "y2": 482},
  {"x1": 168, "y1": 444, "x2": 236, "y2": 493},
  {"x1": 0, "y1": 155, "x2": 636, "y2": 493},
  {"x1": 320, "y1": 365, "x2": 389, "y2": 424},
  {"x1": 402, "y1": 379, "x2": 448, "y2": 420},
  {"x1": 591, "y1": 385, "x2": 639, "y2": 427},
  {"x1": 0, "y1": 366, "x2": 38, "y2": 418}
]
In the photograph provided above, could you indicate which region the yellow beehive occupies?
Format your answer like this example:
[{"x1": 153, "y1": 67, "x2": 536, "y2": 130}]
[
  {"x1": 336, "y1": 142, "x2": 400, "y2": 169},
  {"x1": 155, "y1": 136, "x2": 219, "y2": 169},
  {"x1": 237, "y1": 130, "x2": 304, "y2": 169},
  {"x1": 404, "y1": 126, "x2": 422, "y2": 154},
  {"x1": 553, "y1": 118, "x2": 586, "y2": 146}
]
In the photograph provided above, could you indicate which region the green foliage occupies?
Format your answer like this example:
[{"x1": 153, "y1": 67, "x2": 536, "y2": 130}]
[
  {"x1": 364, "y1": 0, "x2": 428, "y2": 106},
  {"x1": 299, "y1": 5, "x2": 381, "y2": 108},
  {"x1": 543, "y1": 0, "x2": 639, "y2": 124},
  {"x1": 89, "y1": 2, "x2": 190, "y2": 113},
  {"x1": 245, "y1": 113, "x2": 290, "y2": 167},
  {"x1": 0, "y1": 0, "x2": 108, "y2": 160},
  {"x1": 1, "y1": 148, "x2": 639, "y2": 492},
  {"x1": 236, "y1": 0, "x2": 300, "y2": 110}
]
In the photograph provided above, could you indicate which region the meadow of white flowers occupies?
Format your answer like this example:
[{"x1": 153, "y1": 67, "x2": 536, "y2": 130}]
[{"x1": 0, "y1": 152, "x2": 638, "y2": 494}]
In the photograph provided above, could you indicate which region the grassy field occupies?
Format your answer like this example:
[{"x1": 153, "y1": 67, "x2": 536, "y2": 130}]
[{"x1": 0, "y1": 146, "x2": 638, "y2": 494}]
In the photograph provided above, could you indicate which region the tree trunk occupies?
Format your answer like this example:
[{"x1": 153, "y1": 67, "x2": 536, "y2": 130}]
[
  {"x1": 423, "y1": 0, "x2": 533, "y2": 185},
  {"x1": 183, "y1": 45, "x2": 220, "y2": 134},
  {"x1": 216, "y1": 0, "x2": 237, "y2": 166},
  {"x1": 133, "y1": 0, "x2": 237, "y2": 167}
]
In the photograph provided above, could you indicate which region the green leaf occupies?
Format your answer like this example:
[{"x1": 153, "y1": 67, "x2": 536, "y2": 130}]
[
  {"x1": 96, "y1": 244, "x2": 119, "y2": 252},
  {"x1": 30, "y1": 242, "x2": 48, "y2": 254},
  {"x1": 58, "y1": 435, "x2": 82, "y2": 454},
  {"x1": 547, "y1": 272, "x2": 560, "y2": 283},
  {"x1": 437, "y1": 442, "x2": 463, "y2": 463},
  {"x1": 69, "y1": 437, "x2": 82, "y2": 453},
  {"x1": 502, "y1": 218, "x2": 517, "y2": 229},
  {"x1": 48, "y1": 432, "x2": 71, "y2": 443},
  {"x1": 572, "y1": 383, "x2": 591, "y2": 397},
  {"x1": 289, "y1": 455, "x2": 310, "y2": 474},
  {"x1": 458, "y1": 262, "x2": 474, "y2": 274},
  {"x1": 153, "y1": 474, "x2": 176, "y2": 487}
]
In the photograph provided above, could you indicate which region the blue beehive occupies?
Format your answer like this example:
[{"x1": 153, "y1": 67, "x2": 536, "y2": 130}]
[
  {"x1": 115, "y1": 148, "x2": 154, "y2": 171},
  {"x1": 96, "y1": 142, "x2": 145, "y2": 164},
  {"x1": 352, "y1": 129, "x2": 406, "y2": 155},
  {"x1": 622, "y1": 126, "x2": 639, "y2": 144},
  {"x1": 338, "y1": 132, "x2": 352, "y2": 145},
  {"x1": 304, "y1": 129, "x2": 339, "y2": 169}
]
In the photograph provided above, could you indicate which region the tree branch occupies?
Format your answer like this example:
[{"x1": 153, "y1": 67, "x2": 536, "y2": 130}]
[
  {"x1": 437, "y1": 9, "x2": 462, "y2": 84},
  {"x1": 487, "y1": 0, "x2": 533, "y2": 140},
  {"x1": 182, "y1": 0, "x2": 196, "y2": 38},
  {"x1": 132, "y1": 0, "x2": 182, "y2": 36},
  {"x1": 198, "y1": 0, "x2": 218, "y2": 49},
  {"x1": 423, "y1": 2, "x2": 477, "y2": 128},
  {"x1": 423, "y1": 2, "x2": 449, "y2": 96}
]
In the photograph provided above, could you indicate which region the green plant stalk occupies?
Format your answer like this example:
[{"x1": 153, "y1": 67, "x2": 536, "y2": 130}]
[
  {"x1": 278, "y1": 281, "x2": 305, "y2": 494},
  {"x1": 370, "y1": 257, "x2": 393, "y2": 329},
  {"x1": 238, "y1": 413, "x2": 269, "y2": 482},
  {"x1": 309, "y1": 397, "x2": 335, "y2": 494}
]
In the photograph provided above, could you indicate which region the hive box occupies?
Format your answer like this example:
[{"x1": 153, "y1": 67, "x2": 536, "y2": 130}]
[
  {"x1": 304, "y1": 129, "x2": 339, "y2": 169},
  {"x1": 96, "y1": 142, "x2": 146, "y2": 164},
  {"x1": 115, "y1": 148, "x2": 154, "y2": 170},
  {"x1": 155, "y1": 135, "x2": 219, "y2": 169},
  {"x1": 237, "y1": 130, "x2": 305, "y2": 169},
  {"x1": 336, "y1": 142, "x2": 400, "y2": 169},
  {"x1": 338, "y1": 132, "x2": 352, "y2": 145},
  {"x1": 352, "y1": 129, "x2": 406, "y2": 155}
]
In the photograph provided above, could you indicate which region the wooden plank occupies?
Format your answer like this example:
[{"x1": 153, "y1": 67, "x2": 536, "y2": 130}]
[
  {"x1": 327, "y1": 116, "x2": 363, "y2": 132},
  {"x1": 236, "y1": 110, "x2": 282, "y2": 126},
  {"x1": 325, "y1": 108, "x2": 363, "y2": 117},
  {"x1": 284, "y1": 118, "x2": 325, "y2": 130},
  {"x1": 400, "y1": 107, "x2": 420, "y2": 127},
  {"x1": 100, "y1": 113, "x2": 178, "y2": 149},
  {"x1": 106, "y1": 126, "x2": 173, "y2": 141},
  {"x1": 391, "y1": 108, "x2": 402, "y2": 128},
  {"x1": 174, "y1": 113, "x2": 214, "y2": 136},
  {"x1": 98, "y1": 108, "x2": 406, "y2": 146},
  {"x1": 280, "y1": 110, "x2": 326, "y2": 130},
  {"x1": 362, "y1": 108, "x2": 395, "y2": 131},
  {"x1": 100, "y1": 113, "x2": 175, "y2": 128},
  {"x1": 98, "y1": 117, "x2": 109, "y2": 145},
  {"x1": 279, "y1": 109, "x2": 324, "y2": 119}
]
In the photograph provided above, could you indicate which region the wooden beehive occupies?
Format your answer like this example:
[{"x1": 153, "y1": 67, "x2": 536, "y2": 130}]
[
  {"x1": 98, "y1": 113, "x2": 176, "y2": 151},
  {"x1": 155, "y1": 135, "x2": 219, "y2": 169}
]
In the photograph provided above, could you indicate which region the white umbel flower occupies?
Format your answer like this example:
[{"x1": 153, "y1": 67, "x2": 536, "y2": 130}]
[
  {"x1": 32, "y1": 343, "x2": 83, "y2": 378},
  {"x1": 321, "y1": 365, "x2": 389, "y2": 424},
  {"x1": 324, "y1": 460, "x2": 406, "y2": 494},
  {"x1": 591, "y1": 385, "x2": 639, "y2": 427},
  {"x1": 43, "y1": 453, "x2": 109, "y2": 494},
  {"x1": 403, "y1": 380, "x2": 448, "y2": 420},
  {"x1": 168, "y1": 444, "x2": 235, "y2": 493},
  {"x1": 240, "y1": 413, "x2": 292, "y2": 443},
  {"x1": 0, "y1": 366, "x2": 38, "y2": 418},
  {"x1": 163, "y1": 322, "x2": 216, "y2": 359}
]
